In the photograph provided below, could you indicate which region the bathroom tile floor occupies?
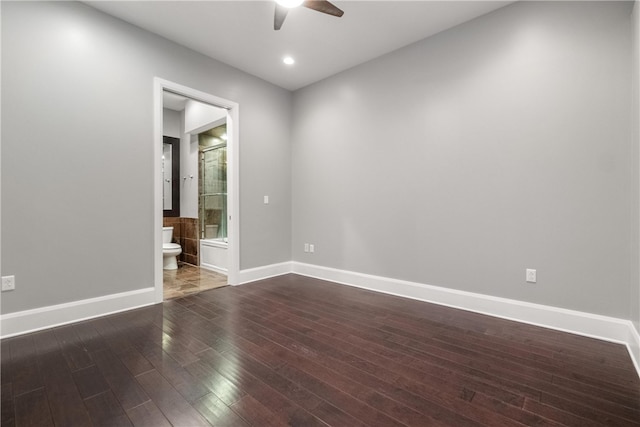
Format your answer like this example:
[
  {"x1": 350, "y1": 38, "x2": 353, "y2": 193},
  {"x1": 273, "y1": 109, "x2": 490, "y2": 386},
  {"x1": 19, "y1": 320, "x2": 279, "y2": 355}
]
[{"x1": 163, "y1": 263, "x2": 227, "y2": 300}]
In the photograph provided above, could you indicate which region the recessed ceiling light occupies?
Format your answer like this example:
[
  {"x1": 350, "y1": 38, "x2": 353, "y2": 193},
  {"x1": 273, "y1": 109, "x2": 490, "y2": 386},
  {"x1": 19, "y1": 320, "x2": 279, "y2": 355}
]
[{"x1": 283, "y1": 56, "x2": 295, "y2": 65}]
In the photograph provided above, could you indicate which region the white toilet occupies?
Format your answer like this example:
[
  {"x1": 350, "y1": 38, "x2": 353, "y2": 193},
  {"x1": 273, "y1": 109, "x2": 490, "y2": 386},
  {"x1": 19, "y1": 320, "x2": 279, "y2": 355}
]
[{"x1": 162, "y1": 227, "x2": 182, "y2": 270}]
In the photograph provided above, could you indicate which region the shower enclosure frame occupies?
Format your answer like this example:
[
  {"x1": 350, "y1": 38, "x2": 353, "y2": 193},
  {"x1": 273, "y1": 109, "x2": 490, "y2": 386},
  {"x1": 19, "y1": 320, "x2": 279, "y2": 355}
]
[{"x1": 199, "y1": 143, "x2": 228, "y2": 242}]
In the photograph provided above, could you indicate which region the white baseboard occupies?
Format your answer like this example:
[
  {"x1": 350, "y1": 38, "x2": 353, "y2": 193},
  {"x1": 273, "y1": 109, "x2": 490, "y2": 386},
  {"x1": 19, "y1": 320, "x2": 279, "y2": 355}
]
[
  {"x1": 0, "y1": 260, "x2": 294, "y2": 338},
  {"x1": 238, "y1": 262, "x2": 292, "y2": 285},
  {"x1": 629, "y1": 323, "x2": 640, "y2": 375},
  {"x1": 3, "y1": 260, "x2": 638, "y2": 378},
  {"x1": 0, "y1": 287, "x2": 156, "y2": 339},
  {"x1": 200, "y1": 262, "x2": 228, "y2": 275},
  {"x1": 291, "y1": 261, "x2": 640, "y2": 378}
]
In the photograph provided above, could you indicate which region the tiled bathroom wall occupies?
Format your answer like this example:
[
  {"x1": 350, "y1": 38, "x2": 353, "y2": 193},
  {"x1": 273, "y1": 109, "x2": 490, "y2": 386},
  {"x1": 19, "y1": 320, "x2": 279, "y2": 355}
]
[
  {"x1": 163, "y1": 217, "x2": 199, "y2": 266},
  {"x1": 181, "y1": 218, "x2": 199, "y2": 265}
]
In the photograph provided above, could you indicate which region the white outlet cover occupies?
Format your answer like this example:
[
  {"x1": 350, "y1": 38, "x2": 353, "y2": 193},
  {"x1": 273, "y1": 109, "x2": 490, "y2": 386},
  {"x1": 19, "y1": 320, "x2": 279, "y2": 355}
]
[
  {"x1": 526, "y1": 269, "x2": 536, "y2": 283},
  {"x1": 2, "y1": 275, "x2": 15, "y2": 291}
]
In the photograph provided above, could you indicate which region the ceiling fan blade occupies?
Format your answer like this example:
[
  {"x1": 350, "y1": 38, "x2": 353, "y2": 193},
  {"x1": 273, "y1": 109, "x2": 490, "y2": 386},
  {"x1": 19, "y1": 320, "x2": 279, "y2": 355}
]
[
  {"x1": 274, "y1": 3, "x2": 289, "y2": 30},
  {"x1": 302, "y1": 0, "x2": 344, "y2": 18}
]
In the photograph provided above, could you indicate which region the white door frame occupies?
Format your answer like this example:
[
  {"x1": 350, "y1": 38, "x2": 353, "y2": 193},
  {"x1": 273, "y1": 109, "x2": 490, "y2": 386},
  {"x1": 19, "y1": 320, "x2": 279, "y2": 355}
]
[{"x1": 153, "y1": 78, "x2": 240, "y2": 303}]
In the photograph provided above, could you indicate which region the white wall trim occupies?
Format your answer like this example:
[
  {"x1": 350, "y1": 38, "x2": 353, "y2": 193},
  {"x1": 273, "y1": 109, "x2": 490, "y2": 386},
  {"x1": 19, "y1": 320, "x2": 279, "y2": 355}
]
[
  {"x1": 154, "y1": 78, "x2": 241, "y2": 303},
  {"x1": 629, "y1": 323, "x2": 640, "y2": 375},
  {"x1": 291, "y1": 261, "x2": 640, "y2": 377},
  {"x1": 3, "y1": 260, "x2": 638, "y2": 378},
  {"x1": 0, "y1": 287, "x2": 156, "y2": 339},
  {"x1": 238, "y1": 262, "x2": 293, "y2": 285},
  {"x1": 200, "y1": 262, "x2": 228, "y2": 276}
]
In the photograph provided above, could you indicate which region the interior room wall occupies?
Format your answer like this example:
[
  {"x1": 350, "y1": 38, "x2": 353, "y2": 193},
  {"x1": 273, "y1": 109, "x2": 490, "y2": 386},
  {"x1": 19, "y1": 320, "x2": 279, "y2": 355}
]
[
  {"x1": 292, "y1": 1, "x2": 633, "y2": 319},
  {"x1": 632, "y1": 0, "x2": 640, "y2": 333},
  {"x1": 163, "y1": 108, "x2": 181, "y2": 138},
  {"x1": 180, "y1": 119, "x2": 199, "y2": 220},
  {"x1": 1, "y1": 0, "x2": 292, "y2": 314}
]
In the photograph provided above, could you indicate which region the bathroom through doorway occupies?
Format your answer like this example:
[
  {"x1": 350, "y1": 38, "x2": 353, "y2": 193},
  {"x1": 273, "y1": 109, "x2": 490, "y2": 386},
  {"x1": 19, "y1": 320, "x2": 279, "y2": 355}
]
[{"x1": 154, "y1": 78, "x2": 240, "y2": 303}]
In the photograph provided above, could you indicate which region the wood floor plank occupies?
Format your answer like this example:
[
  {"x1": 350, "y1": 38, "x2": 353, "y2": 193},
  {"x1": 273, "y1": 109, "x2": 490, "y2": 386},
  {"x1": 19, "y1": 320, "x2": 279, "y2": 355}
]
[
  {"x1": 270, "y1": 312, "x2": 547, "y2": 426},
  {"x1": 157, "y1": 318, "x2": 211, "y2": 354},
  {"x1": 270, "y1": 310, "x2": 527, "y2": 406},
  {"x1": 192, "y1": 392, "x2": 251, "y2": 427},
  {"x1": 213, "y1": 296, "x2": 523, "y2": 427},
  {"x1": 288, "y1": 300, "x2": 640, "y2": 417},
  {"x1": 182, "y1": 358, "x2": 248, "y2": 406},
  {"x1": 89, "y1": 316, "x2": 156, "y2": 376},
  {"x1": 187, "y1": 307, "x2": 425, "y2": 427},
  {"x1": 522, "y1": 397, "x2": 607, "y2": 427},
  {"x1": 137, "y1": 344, "x2": 211, "y2": 403},
  {"x1": 40, "y1": 365, "x2": 93, "y2": 426},
  {"x1": 116, "y1": 345, "x2": 156, "y2": 377},
  {"x1": 229, "y1": 394, "x2": 288, "y2": 427},
  {"x1": 549, "y1": 373, "x2": 640, "y2": 409},
  {"x1": 428, "y1": 328, "x2": 639, "y2": 396},
  {"x1": 232, "y1": 276, "x2": 636, "y2": 426},
  {"x1": 250, "y1": 275, "x2": 632, "y2": 372},
  {"x1": 235, "y1": 280, "x2": 600, "y2": 412},
  {"x1": 109, "y1": 309, "x2": 205, "y2": 369},
  {"x1": 2, "y1": 273, "x2": 639, "y2": 427},
  {"x1": 72, "y1": 364, "x2": 110, "y2": 399},
  {"x1": 125, "y1": 400, "x2": 172, "y2": 427},
  {"x1": 134, "y1": 369, "x2": 211, "y2": 426},
  {"x1": 308, "y1": 312, "x2": 543, "y2": 400},
  {"x1": 197, "y1": 347, "x2": 353, "y2": 427},
  {"x1": 252, "y1": 280, "x2": 552, "y2": 386},
  {"x1": 8, "y1": 335, "x2": 43, "y2": 397},
  {"x1": 72, "y1": 319, "x2": 109, "y2": 354},
  {"x1": 215, "y1": 286, "x2": 533, "y2": 424},
  {"x1": 91, "y1": 348, "x2": 150, "y2": 410},
  {"x1": 238, "y1": 282, "x2": 551, "y2": 390},
  {"x1": 1, "y1": 339, "x2": 14, "y2": 386},
  {"x1": 54, "y1": 324, "x2": 94, "y2": 372},
  {"x1": 1, "y1": 382, "x2": 16, "y2": 427},
  {"x1": 539, "y1": 391, "x2": 640, "y2": 426},
  {"x1": 14, "y1": 387, "x2": 54, "y2": 427},
  {"x1": 84, "y1": 390, "x2": 133, "y2": 426}
]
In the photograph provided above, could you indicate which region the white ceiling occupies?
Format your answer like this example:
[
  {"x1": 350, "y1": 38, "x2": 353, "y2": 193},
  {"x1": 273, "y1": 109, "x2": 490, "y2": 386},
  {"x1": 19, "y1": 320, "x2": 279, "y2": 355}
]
[{"x1": 85, "y1": 1, "x2": 513, "y2": 91}]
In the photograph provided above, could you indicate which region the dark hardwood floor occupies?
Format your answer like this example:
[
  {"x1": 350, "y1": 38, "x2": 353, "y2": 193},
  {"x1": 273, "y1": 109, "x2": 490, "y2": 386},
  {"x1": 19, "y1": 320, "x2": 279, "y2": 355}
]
[{"x1": 2, "y1": 273, "x2": 639, "y2": 426}]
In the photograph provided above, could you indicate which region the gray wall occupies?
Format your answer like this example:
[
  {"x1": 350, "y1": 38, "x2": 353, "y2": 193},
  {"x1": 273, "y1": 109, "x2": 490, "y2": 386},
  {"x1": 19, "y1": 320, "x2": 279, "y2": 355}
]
[
  {"x1": 2, "y1": 0, "x2": 637, "y2": 324},
  {"x1": 163, "y1": 108, "x2": 181, "y2": 138},
  {"x1": 633, "y1": 1, "x2": 640, "y2": 332},
  {"x1": 292, "y1": 1, "x2": 634, "y2": 318},
  {"x1": 1, "y1": 1, "x2": 292, "y2": 313}
]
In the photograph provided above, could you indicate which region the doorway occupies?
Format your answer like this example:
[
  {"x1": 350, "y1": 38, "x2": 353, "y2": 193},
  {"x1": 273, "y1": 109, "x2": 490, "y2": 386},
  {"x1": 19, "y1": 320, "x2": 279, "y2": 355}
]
[{"x1": 154, "y1": 78, "x2": 240, "y2": 303}]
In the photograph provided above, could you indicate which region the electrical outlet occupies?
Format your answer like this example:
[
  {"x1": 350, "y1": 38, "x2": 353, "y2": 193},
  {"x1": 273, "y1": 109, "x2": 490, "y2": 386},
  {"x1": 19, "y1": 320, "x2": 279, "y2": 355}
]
[
  {"x1": 526, "y1": 269, "x2": 536, "y2": 283},
  {"x1": 264, "y1": 195, "x2": 269, "y2": 204},
  {"x1": 309, "y1": 244, "x2": 315, "y2": 253},
  {"x1": 1, "y1": 275, "x2": 15, "y2": 291},
  {"x1": 304, "y1": 243, "x2": 309, "y2": 253}
]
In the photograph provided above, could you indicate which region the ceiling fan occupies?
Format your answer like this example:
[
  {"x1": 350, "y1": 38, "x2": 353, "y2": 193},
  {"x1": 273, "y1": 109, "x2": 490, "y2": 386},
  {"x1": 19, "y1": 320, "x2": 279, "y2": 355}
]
[{"x1": 274, "y1": 0, "x2": 344, "y2": 30}]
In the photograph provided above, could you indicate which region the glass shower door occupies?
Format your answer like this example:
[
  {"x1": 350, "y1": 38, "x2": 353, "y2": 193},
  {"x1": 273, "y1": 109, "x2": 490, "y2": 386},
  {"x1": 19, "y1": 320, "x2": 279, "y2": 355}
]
[{"x1": 200, "y1": 144, "x2": 227, "y2": 240}]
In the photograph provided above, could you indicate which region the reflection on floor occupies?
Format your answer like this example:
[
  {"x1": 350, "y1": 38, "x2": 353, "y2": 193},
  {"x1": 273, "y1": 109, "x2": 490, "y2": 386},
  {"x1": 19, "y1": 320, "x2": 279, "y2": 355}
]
[{"x1": 163, "y1": 263, "x2": 227, "y2": 300}]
